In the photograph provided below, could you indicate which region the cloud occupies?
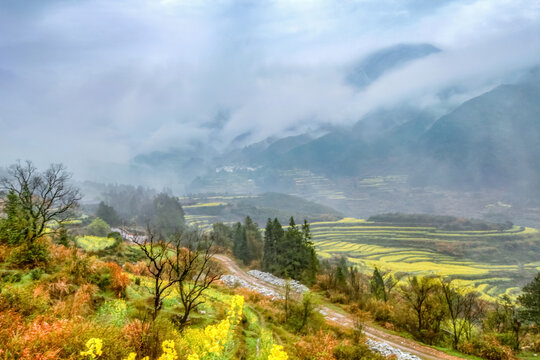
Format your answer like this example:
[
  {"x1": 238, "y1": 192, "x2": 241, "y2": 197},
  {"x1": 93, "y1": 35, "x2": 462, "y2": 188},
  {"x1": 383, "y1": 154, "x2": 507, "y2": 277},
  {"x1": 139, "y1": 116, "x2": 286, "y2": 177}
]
[{"x1": 0, "y1": 0, "x2": 538, "y2": 180}]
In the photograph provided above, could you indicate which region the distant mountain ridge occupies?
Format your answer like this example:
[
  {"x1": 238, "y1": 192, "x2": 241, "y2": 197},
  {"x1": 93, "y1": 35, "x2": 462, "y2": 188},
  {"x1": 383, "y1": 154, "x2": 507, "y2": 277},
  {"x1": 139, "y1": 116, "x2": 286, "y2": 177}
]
[
  {"x1": 347, "y1": 43, "x2": 441, "y2": 88},
  {"x1": 222, "y1": 80, "x2": 540, "y2": 193}
]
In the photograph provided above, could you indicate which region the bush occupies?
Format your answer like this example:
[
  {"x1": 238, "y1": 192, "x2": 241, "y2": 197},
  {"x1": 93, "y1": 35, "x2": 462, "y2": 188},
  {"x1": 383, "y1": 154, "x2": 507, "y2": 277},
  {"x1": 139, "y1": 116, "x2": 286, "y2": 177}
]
[
  {"x1": 86, "y1": 218, "x2": 111, "y2": 237},
  {"x1": 295, "y1": 330, "x2": 339, "y2": 360},
  {"x1": 459, "y1": 335, "x2": 516, "y2": 360},
  {"x1": 8, "y1": 241, "x2": 50, "y2": 268},
  {"x1": 30, "y1": 267, "x2": 44, "y2": 280},
  {"x1": 0, "y1": 285, "x2": 49, "y2": 316},
  {"x1": 333, "y1": 341, "x2": 386, "y2": 360},
  {"x1": 0, "y1": 270, "x2": 22, "y2": 283},
  {"x1": 106, "y1": 263, "x2": 130, "y2": 298}
]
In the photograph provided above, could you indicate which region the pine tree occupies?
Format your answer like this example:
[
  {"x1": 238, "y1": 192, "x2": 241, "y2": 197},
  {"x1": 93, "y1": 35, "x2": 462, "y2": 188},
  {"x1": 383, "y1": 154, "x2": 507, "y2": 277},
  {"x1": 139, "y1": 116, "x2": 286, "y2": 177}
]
[
  {"x1": 0, "y1": 190, "x2": 30, "y2": 245},
  {"x1": 518, "y1": 272, "x2": 540, "y2": 326},
  {"x1": 96, "y1": 201, "x2": 120, "y2": 227},
  {"x1": 263, "y1": 218, "x2": 274, "y2": 272},
  {"x1": 232, "y1": 222, "x2": 248, "y2": 264},
  {"x1": 244, "y1": 216, "x2": 262, "y2": 265}
]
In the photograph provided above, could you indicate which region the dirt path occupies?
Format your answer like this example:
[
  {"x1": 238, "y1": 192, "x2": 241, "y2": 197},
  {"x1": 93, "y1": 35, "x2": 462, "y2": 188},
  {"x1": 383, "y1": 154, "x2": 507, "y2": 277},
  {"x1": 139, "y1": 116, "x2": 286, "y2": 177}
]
[{"x1": 214, "y1": 254, "x2": 465, "y2": 360}]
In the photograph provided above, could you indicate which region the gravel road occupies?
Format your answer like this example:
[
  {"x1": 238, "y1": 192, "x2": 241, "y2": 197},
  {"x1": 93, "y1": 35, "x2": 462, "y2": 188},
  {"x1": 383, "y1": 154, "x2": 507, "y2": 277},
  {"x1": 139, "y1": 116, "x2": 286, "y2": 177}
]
[{"x1": 214, "y1": 254, "x2": 465, "y2": 360}]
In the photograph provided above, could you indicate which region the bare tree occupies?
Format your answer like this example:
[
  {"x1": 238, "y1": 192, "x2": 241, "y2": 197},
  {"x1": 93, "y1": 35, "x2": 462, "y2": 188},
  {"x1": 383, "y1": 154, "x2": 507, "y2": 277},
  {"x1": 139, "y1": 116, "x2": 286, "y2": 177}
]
[
  {"x1": 169, "y1": 229, "x2": 221, "y2": 329},
  {"x1": 132, "y1": 227, "x2": 178, "y2": 322},
  {"x1": 0, "y1": 161, "x2": 80, "y2": 244}
]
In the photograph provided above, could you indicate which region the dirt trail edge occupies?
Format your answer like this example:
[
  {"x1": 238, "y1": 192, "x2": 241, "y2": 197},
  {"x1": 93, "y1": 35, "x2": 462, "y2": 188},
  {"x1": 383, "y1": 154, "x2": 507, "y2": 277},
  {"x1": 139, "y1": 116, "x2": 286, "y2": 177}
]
[{"x1": 214, "y1": 254, "x2": 465, "y2": 360}]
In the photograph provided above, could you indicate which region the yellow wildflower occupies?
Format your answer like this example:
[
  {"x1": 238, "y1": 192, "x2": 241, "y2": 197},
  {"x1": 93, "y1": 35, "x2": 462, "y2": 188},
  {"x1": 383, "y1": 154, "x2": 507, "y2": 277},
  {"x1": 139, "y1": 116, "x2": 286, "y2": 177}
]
[
  {"x1": 227, "y1": 295, "x2": 244, "y2": 326},
  {"x1": 80, "y1": 338, "x2": 103, "y2": 359},
  {"x1": 158, "y1": 340, "x2": 178, "y2": 360},
  {"x1": 123, "y1": 353, "x2": 137, "y2": 360},
  {"x1": 268, "y1": 344, "x2": 288, "y2": 360},
  {"x1": 185, "y1": 295, "x2": 245, "y2": 359}
]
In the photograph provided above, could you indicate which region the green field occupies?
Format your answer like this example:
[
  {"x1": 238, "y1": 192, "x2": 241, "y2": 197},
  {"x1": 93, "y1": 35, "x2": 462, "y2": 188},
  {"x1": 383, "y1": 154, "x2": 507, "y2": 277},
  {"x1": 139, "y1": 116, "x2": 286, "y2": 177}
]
[
  {"x1": 76, "y1": 235, "x2": 116, "y2": 251},
  {"x1": 310, "y1": 218, "x2": 540, "y2": 300}
]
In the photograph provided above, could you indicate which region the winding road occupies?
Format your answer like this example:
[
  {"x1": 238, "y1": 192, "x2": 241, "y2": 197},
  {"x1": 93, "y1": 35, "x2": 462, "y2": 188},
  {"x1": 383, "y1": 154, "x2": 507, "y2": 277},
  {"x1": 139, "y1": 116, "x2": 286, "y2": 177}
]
[{"x1": 214, "y1": 254, "x2": 465, "y2": 360}]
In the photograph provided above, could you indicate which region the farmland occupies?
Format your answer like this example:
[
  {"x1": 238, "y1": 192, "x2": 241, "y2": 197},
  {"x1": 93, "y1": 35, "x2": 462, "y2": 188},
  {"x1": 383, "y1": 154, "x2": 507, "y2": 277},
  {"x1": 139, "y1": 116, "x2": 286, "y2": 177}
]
[
  {"x1": 310, "y1": 217, "x2": 540, "y2": 300},
  {"x1": 75, "y1": 235, "x2": 116, "y2": 251}
]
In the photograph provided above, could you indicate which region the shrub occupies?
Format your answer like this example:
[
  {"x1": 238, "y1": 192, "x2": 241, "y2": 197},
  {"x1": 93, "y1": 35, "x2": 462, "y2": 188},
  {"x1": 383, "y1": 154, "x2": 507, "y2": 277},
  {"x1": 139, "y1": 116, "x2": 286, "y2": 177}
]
[
  {"x1": 295, "y1": 330, "x2": 339, "y2": 360},
  {"x1": 460, "y1": 335, "x2": 516, "y2": 360},
  {"x1": 8, "y1": 241, "x2": 50, "y2": 268},
  {"x1": 30, "y1": 267, "x2": 44, "y2": 280},
  {"x1": 107, "y1": 263, "x2": 130, "y2": 298},
  {"x1": 87, "y1": 218, "x2": 111, "y2": 237},
  {"x1": 123, "y1": 319, "x2": 152, "y2": 354},
  {"x1": 333, "y1": 341, "x2": 386, "y2": 360},
  {"x1": 0, "y1": 285, "x2": 49, "y2": 316}
]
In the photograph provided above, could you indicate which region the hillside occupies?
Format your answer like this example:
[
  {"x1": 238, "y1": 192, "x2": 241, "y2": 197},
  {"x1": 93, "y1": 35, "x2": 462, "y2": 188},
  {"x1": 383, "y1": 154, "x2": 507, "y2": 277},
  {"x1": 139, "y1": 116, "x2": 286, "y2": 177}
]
[
  {"x1": 416, "y1": 82, "x2": 540, "y2": 188},
  {"x1": 181, "y1": 192, "x2": 343, "y2": 228}
]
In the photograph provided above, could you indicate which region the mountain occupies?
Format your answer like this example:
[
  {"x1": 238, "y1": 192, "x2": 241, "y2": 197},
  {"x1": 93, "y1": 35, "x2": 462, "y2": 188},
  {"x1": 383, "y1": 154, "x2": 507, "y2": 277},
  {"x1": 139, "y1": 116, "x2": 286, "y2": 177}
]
[
  {"x1": 347, "y1": 43, "x2": 441, "y2": 89},
  {"x1": 248, "y1": 106, "x2": 436, "y2": 176},
  {"x1": 416, "y1": 82, "x2": 540, "y2": 188}
]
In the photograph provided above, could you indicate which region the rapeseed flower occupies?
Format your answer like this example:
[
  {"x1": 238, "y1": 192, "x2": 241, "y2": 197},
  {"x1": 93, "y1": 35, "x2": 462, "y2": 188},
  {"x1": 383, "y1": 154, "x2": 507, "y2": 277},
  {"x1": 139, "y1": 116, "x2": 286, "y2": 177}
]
[
  {"x1": 80, "y1": 338, "x2": 103, "y2": 359},
  {"x1": 268, "y1": 344, "x2": 288, "y2": 360}
]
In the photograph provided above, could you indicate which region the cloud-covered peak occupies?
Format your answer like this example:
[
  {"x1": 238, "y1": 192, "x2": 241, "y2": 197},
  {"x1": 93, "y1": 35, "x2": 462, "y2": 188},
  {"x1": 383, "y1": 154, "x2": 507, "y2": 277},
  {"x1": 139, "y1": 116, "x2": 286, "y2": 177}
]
[{"x1": 0, "y1": 0, "x2": 538, "y2": 182}]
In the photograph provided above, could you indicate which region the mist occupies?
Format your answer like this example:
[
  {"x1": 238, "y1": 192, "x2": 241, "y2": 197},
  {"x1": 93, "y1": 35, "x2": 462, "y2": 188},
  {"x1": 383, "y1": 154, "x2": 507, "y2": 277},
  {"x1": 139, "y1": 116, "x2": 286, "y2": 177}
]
[{"x1": 0, "y1": 0, "x2": 539, "y2": 188}]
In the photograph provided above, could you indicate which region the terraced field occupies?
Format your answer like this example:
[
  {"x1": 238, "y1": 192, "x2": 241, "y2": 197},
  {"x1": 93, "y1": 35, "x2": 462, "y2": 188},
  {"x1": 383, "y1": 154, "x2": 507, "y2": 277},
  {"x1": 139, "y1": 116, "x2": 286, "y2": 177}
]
[{"x1": 311, "y1": 218, "x2": 540, "y2": 300}]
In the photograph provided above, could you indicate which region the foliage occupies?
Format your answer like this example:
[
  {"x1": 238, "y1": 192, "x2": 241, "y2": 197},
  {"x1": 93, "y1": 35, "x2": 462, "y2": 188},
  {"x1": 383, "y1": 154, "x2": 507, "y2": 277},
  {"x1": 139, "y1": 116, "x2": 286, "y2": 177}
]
[
  {"x1": 211, "y1": 222, "x2": 233, "y2": 249},
  {"x1": 232, "y1": 216, "x2": 263, "y2": 266},
  {"x1": 263, "y1": 217, "x2": 319, "y2": 284},
  {"x1": 518, "y1": 272, "x2": 540, "y2": 326},
  {"x1": 87, "y1": 217, "x2": 111, "y2": 237},
  {"x1": 368, "y1": 213, "x2": 512, "y2": 231},
  {"x1": 150, "y1": 193, "x2": 186, "y2": 237},
  {"x1": 96, "y1": 201, "x2": 121, "y2": 227},
  {"x1": 7, "y1": 239, "x2": 50, "y2": 268}
]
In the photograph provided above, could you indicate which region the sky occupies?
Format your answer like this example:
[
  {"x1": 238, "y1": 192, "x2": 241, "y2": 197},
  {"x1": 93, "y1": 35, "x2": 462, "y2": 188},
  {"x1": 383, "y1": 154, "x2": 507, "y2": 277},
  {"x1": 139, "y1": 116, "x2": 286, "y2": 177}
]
[{"x1": 0, "y1": 0, "x2": 539, "y2": 180}]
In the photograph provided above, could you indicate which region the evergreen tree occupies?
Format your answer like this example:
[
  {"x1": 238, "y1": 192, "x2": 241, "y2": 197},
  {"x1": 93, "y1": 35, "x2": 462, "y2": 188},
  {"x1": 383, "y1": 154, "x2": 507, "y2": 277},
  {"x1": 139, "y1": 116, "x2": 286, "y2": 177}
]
[
  {"x1": 0, "y1": 190, "x2": 30, "y2": 245},
  {"x1": 211, "y1": 222, "x2": 233, "y2": 248},
  {"x1": 232, "y1": 222, "x2": 248, "y2": 264},
  {"x1": 335, "y1": 257, "x2": 348, "y2": 291},
  {"x1": 263, "y1": 217, "x2": 285, "y2": 273},
  {"x1": 518, "y1": 272, "x2": 540, "y2": 326},
  {"x1": 263, "y1": 218, "x2": 275, "y2": 272},
  {"x1": 301, "y1": 220, "x2": 319, "y2": 285},
  {"x1": 96, "y1": 201, "x2": 121, "y2": 227},
  {"x1": 150, "y1": 193, "x2": 185, "y2": 237},
  {"x1": 244, "y1": 216, "x2": 263, "y2": 265}
]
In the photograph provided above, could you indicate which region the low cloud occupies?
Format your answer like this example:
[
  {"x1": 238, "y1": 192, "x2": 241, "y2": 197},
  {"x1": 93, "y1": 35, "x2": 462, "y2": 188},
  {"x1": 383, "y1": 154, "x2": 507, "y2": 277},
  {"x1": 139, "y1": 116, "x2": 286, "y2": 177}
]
[{"x1": 0, "y1": 0, "x2": 538, "y2": 180}]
